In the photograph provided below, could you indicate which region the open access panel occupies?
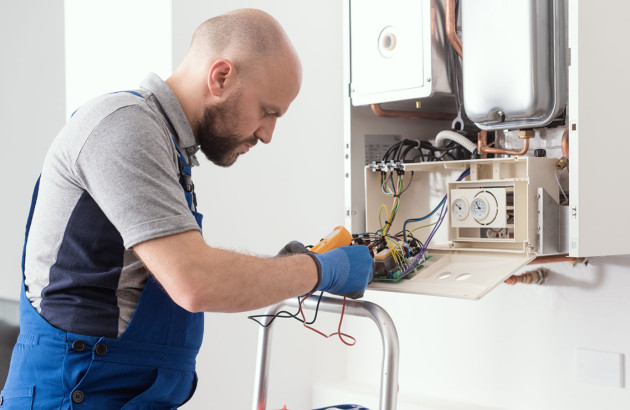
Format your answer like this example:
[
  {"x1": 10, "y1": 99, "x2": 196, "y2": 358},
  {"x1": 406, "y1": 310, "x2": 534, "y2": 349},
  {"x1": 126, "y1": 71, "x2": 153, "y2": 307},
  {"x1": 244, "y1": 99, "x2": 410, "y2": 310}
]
[{"x1": 363, "y1": 157, "x2": 558, "y2": 299}]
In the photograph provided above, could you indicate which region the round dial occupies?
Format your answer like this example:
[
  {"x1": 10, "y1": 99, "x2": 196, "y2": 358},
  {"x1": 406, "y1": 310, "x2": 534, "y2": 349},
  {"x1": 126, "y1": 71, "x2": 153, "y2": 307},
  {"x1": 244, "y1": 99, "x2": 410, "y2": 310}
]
[
  {"x1": 470, "y1": 191, "x2": 499, "y2": 224},
  {"x1": 451, "y1": 197, "x2": 469, "y2": 220},
  {"x1": 470, "y1": 196, "x2": 490, "y2": 222}
]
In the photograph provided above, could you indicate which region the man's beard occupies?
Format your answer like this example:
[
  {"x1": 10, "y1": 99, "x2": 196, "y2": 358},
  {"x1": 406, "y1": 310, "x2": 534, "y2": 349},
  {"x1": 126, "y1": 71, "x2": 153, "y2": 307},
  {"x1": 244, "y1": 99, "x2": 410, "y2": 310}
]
[{"x1": 196, "y1": 93, "x2": 256, "y2": 167}]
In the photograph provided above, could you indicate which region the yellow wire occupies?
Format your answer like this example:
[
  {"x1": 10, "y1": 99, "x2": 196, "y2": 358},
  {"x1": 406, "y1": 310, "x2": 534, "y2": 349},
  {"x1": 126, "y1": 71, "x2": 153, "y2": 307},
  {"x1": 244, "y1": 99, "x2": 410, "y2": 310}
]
[
  {"x1": 385, "y1": 238, "x2": 401, "y2": 263},
  {"x1": 380, "y1": 173, "x2": 412, "y2": 265},
  {"x1": 378, "y1": 204, "x2": 389, "y2": 232},
  {"x1": 408, "y1": 221, "x2": 438, "y2": 235},
  {"x1": 387, "y1": 234, "x2": 410, "y2": 264},
  {"x1": 391, "y1": 240, "x2": 405, "y2": 262}
]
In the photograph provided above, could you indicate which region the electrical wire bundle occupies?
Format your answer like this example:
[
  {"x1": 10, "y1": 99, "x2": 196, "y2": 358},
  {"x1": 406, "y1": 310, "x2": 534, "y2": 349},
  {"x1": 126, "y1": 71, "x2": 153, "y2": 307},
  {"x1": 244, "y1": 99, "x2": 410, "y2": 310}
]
[
  {"x1": 377, "y1": 168, "x2": 415, "y2": 269},
  {"x1": 356, "y1": 167, "x2": 471, "y2": 281},
  {"x1": 378, "y1": 138, "x2": 474, "y2": 165},
  {"x1": 349, "y1": 167, "x2": 429, "y2": 280},
  {"x1": 399, "y1": 168, "x2": 471, "y2": 276}
]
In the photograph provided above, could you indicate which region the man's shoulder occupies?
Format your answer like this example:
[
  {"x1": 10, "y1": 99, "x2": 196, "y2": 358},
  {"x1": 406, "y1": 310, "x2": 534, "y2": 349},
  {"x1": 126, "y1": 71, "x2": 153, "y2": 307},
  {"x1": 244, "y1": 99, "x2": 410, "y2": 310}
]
[
  {"x1": 73, "y1": 91, "x2": 158, "y2": 126},
  {"x1": 50, "y1": 90, "x2": 172, "y2": 168}
]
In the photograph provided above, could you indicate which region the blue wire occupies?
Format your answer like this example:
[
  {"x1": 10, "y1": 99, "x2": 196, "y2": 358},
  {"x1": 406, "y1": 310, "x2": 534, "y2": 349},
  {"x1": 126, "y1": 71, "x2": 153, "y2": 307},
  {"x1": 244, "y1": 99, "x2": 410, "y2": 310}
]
[
  {"x1": 457, "y1": 168, "x2": 470, "y2": 181},
  {"x1": 402, "y1": 199, "x2": 449, "y2": 276},
  {"x1": 402, "y1": 196, "x2": 446, "y2": 247},
  {"x1": 402, "y1": 168, "x2": 470, "y2": 249}
]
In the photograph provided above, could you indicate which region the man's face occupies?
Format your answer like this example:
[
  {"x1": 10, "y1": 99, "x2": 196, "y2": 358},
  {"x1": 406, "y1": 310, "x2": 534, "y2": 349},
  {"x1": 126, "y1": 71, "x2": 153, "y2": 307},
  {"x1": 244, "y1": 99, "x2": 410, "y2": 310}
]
[
  {"x1": 197, "y1": 57, "x2": 301, "y2": 167},
  {"x1": 196, "y1": 88, "x2": 259, "y2": 167}
]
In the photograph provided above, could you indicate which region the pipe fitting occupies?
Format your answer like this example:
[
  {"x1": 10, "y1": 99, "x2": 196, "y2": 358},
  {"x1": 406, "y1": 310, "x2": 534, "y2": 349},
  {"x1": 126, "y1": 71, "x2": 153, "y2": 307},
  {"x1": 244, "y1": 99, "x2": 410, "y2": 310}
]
[
  {"x1": 556, "y1": 157, "x2": 569, "y2": 170},
  {"x1": 504, "y1": 268, "x2": 548, "y2": 285},
  {"x1": 518, "y1": 129, "x2": 535, "y2": 139}
]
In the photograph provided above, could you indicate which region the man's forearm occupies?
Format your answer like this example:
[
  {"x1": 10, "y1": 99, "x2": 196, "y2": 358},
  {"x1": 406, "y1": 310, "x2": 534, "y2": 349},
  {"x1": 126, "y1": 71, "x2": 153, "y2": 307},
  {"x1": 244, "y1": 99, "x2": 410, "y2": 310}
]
[{"x1": 134, "y1": 230, "x2": 319, "y2": 313}]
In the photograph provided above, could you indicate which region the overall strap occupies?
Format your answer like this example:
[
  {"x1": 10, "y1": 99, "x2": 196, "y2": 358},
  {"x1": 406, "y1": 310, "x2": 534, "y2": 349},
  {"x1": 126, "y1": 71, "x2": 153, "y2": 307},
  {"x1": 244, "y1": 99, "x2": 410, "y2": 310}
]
[
  {"x1": 171, "y1": 136, "x2": 198, "y2": 212},
  {"x1": 22, "y1": 176, "x2": 40, "y2": 275},
  {"x1": 110, "y1": 90, "x2": 144, "y2": 98}
]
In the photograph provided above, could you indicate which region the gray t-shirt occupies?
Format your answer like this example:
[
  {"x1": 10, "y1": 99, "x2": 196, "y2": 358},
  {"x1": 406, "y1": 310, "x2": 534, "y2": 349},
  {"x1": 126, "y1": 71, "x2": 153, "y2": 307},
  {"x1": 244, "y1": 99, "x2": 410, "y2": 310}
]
[{"x1": 24, "y1": 73, "x2": 202, "y2": 337}]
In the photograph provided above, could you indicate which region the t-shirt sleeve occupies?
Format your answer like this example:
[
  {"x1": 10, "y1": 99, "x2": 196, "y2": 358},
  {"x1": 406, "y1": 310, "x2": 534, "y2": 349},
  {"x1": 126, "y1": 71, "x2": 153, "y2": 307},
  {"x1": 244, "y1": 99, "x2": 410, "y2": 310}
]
[{"x1": 72, "y1": 104, "x2": 201, "y2": 249}]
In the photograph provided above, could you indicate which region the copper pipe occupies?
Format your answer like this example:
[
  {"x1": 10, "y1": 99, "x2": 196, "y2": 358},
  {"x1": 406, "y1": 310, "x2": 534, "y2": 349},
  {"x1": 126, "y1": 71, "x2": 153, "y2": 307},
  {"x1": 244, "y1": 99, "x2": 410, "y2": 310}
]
[
  {"x1": 477, "y1": 130, "x2": 488, "y2": 159},
  {"x1": 561, "y1": 127, "x2": 569, "y2": 158},
  {"x1": 527, "y1": 255, "x2": 585, "y2": 265},
  {"x1": 446, "y1": 0, "x2": 463, "y2": 57},
  {"x1": 370, "y1": 104, "x2": 456, "y2": 122},
  {"x1": 481, "y1": 138, "x2": 529, "y2": 156},
  {"x1": 556, "y1": 127, "x2": 570, "y2": 171},
  {"x1": 506, "y1": 256, "x2": 587, "y2": 285},
  {"x1": 504, "y1": 269, "x2": 548, "y2": 285},
  {"x1": 478, "y1": 131, "x2": 531, "y2": 156}
]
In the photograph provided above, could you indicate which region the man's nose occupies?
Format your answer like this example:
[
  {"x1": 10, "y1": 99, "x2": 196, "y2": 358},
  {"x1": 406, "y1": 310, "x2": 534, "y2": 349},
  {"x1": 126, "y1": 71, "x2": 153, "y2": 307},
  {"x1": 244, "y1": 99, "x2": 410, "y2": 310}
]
[{"x1": 255, "y1": 117, "x2": 277, "y2": 144}]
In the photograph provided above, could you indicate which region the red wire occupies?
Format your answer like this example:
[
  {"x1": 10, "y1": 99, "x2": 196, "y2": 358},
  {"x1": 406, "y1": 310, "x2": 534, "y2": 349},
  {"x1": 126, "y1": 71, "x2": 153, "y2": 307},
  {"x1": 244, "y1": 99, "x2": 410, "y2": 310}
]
[
  {"x1": 330, "y1": 296, "x2": 356, "y2": 346},
  {"x1": 299, "y1": 294, "x2": 356, "y2": 346},
  {"x1": 299, "y1": 292, "x2": 328, "y2": 338}
]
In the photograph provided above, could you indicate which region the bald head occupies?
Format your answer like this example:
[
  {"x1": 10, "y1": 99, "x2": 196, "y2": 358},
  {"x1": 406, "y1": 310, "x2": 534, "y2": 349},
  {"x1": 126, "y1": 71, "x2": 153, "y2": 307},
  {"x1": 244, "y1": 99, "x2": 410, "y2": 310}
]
[
  {"x1": 167, "y1": 9, "x2": 302, "y2": 166},
  {"x1": 187, "y1": 9, "x2": 299, "y2": 76}
]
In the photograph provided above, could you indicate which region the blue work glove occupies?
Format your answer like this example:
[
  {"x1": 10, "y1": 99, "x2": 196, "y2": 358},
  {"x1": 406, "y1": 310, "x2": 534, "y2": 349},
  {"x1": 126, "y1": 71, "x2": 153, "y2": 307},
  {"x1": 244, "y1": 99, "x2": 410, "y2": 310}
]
[{"x1": 307, "y1": 245, "x2": 374, "y2": 299}]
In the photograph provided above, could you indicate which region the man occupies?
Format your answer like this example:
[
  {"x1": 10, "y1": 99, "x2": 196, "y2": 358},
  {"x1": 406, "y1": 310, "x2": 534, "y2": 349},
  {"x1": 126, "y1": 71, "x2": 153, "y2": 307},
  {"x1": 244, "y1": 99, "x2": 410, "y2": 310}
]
[{"x1": 0, "y1": 8, "x2": 373, "y2": 408}]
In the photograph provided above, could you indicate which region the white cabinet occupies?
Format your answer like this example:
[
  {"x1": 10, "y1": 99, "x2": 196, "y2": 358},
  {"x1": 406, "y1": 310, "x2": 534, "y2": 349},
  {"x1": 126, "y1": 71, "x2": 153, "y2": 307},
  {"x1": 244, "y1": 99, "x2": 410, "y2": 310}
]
[
  {"x1": 343, "y1": 0, "x2": 630, "y2": 298},
  {"x1": 567, "y1": 0, "x2": 630, "y2": 257}
]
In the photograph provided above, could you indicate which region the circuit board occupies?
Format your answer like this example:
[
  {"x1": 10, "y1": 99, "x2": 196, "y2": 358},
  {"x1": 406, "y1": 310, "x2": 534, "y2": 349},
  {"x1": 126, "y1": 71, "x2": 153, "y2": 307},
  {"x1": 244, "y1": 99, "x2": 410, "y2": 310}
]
[{"x1": 372, "y1": 255, "x2": 432, "y2": 282}]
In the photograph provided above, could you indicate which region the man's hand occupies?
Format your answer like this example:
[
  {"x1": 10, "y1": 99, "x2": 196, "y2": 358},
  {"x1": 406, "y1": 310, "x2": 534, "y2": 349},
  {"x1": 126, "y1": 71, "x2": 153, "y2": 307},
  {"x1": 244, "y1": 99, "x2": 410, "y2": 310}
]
[
  {"x1": 308, "y1": 245, "x2": 373, "y2": 299},
  {"x1": 276, "y1": 240, "x2": 308, "y2": 256}
]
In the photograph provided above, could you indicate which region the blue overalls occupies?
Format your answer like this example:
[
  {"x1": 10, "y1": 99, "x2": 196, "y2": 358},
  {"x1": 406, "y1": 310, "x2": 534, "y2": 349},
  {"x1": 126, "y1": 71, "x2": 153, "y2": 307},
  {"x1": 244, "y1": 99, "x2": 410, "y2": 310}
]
[{"x1": 1, "y1": 136, "x2": 204, "y2": 408}]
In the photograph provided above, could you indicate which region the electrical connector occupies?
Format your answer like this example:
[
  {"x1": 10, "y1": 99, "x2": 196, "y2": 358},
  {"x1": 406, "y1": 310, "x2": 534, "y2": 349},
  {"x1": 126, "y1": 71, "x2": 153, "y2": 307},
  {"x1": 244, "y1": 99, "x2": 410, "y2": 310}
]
[{"x1": 398, "y1": 162, "x2": 406, "y2": 172}]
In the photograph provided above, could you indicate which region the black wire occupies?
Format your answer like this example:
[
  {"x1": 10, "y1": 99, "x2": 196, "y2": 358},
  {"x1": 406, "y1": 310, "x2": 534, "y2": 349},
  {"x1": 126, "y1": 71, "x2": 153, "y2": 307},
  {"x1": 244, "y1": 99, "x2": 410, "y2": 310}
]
[
  {"x1": 379, "y1": 127, "x2": 476, "y2": 165},
  {"x1": 410, "y1": 153, "x2": 425, "y2": 162},
  {"x1": 382, "y1": 139, "x2": 431, "y2": 163},
  {"x1": 437, "y1": 151, "x2": 457, "y2": 161},
  {"x1": 382, "y1": 141, "x2": 402, "y2": 162},
  {"x1": 422, "y1": 142, "x2": 456, "y2": 152},
  {"x1": 401, "y1": 141, "x2": 423, "y2": 162},
  {"x1": 248, "y1": 291, "x2": 325, "y2": 328},
  {"x1": 405, "y1": 233, "x2": 424, "y2": 253},
  {"x1": 395, "y1": 140, "x2": 409, "y2": 161}
]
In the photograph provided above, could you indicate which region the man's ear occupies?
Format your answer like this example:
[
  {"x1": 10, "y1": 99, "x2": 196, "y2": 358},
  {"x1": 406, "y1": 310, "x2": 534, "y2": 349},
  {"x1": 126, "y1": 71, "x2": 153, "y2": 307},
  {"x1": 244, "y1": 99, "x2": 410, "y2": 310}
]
[{"x1": 207, "y1": 59, "x2": 236, "y2": 97}]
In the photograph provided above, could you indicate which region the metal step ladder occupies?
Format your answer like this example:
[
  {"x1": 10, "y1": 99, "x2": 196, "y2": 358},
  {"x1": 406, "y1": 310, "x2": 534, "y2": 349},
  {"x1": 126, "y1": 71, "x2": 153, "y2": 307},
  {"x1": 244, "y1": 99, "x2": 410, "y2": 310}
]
[{"x1": 252, "y1": 295, "x2": 399, "y2": 410}]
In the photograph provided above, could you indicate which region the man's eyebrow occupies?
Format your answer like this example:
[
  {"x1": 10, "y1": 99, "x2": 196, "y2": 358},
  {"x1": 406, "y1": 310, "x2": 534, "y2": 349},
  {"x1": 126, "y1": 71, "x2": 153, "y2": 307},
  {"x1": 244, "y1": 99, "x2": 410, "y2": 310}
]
[{"x1": 267, "y1": 104, "x2": 284, "y2": 117}]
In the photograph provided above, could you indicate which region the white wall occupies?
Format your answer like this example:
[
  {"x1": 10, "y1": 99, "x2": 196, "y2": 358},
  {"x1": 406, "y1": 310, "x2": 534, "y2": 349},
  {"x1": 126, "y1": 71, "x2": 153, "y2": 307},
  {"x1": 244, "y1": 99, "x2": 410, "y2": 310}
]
[
  {"x1": 0, "y1": 0, "x2": 172, "y2": 301},
  {"x1": 0, "y1": 0, "x2": 66, "y2": 301},
  {"x1": 171, "y1": 2, "x2": 349, "y2": 409},
  {"x1": 64, "y1": 0, "x2": 172, "y2": 116},
  {"x1": 319, "y1": 256, "x2": 630, "y2": 409}
]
